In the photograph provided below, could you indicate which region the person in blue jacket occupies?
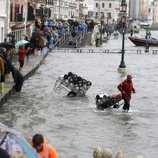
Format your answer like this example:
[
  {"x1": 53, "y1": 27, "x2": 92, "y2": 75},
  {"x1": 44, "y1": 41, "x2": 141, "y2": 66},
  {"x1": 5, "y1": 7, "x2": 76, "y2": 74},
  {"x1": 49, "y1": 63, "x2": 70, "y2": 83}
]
[{"x1": 10, "y1": 64, "x2": 24, "y2": 92}]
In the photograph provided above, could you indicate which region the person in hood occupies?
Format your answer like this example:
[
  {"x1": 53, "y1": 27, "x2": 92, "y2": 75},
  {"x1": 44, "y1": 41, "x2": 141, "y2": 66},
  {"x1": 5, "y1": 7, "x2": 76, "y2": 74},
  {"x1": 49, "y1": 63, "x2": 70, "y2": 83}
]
[
  {"x1": 117, "y1": 74, "x2": 136, "y2": 112},
  {"x1": 32, "y1": 134, "x2": 58, "y2": 158},
  {"x1": 0, "y1": 148, "x2": 11, "y2": 158},
  {"x1": 18, "y1": 45, "x2": 27, "y2": 71},
  {"x1": 10, "y1": 64, "x2": 24, "y2": 92}
]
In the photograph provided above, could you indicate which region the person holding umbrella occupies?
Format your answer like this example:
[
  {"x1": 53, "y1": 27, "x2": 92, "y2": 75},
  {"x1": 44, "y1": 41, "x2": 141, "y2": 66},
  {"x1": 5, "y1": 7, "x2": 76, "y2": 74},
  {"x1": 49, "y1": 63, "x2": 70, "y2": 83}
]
[{"x1": 0, "y1": 122, "x2": 39, "y2": 158}]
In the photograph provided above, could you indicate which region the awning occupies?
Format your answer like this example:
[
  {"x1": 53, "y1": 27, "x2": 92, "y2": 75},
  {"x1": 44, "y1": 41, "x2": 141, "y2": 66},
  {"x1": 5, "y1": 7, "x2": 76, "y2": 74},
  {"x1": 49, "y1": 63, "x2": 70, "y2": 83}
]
[{"x1": 11, "y1": 22, "x2": 34, "y2": 31}]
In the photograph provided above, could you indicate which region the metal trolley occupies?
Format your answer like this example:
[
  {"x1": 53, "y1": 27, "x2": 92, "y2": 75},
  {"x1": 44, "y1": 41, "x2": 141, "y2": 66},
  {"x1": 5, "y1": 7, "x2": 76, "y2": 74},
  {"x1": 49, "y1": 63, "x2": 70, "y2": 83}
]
[
  {"x1": 54, "y1": 72, "x2": 92, "y2": 97},
  {"x1": 95, "y1": 93, "x2": 123, "y2": 110}
]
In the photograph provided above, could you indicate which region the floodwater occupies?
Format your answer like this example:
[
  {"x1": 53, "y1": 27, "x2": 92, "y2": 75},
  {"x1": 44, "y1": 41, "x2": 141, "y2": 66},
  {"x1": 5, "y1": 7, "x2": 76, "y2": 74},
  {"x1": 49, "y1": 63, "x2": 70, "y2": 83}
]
[{"x1": 0, "y1": 30, "x2": 158, "y2": 158}]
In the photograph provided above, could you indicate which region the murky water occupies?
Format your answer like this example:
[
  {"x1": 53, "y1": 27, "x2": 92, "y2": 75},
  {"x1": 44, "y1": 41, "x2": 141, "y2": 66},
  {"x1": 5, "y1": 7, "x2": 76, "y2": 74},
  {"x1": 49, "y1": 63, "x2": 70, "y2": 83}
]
[{"x1": 0, "y1": 30, "x2": 158, "y2": 158}]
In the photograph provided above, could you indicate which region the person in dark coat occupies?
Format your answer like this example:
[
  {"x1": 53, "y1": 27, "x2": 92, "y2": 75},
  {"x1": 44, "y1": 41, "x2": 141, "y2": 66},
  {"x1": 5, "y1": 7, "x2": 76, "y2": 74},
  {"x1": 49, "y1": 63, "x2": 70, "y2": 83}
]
[{"x1": 10, "y1": 64, "x2": 24, "y2": 92}]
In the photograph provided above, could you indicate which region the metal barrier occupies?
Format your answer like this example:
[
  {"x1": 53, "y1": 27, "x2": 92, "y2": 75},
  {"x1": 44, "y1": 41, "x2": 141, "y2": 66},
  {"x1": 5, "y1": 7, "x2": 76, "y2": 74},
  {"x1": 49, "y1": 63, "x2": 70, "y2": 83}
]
[
  {"x1": 137, "y1": 50, "x2": 142, "y2": 54},
  {"x1": 152, "y1": 50, "x2": 158, "y2": 54},
  {"x1": 104, "y1": 49, "x2": 110, "y2": 53},
  {"x1": 52, "y1": 48, "x2": 158, "y2": 55}
]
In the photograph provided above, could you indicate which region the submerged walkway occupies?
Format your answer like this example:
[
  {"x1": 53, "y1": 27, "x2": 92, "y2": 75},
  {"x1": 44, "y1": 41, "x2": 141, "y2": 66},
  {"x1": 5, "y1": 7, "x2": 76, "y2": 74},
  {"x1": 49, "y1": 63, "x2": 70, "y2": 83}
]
[{"x1": 0, "y1": 50, "x2": 49, "y2": 107}]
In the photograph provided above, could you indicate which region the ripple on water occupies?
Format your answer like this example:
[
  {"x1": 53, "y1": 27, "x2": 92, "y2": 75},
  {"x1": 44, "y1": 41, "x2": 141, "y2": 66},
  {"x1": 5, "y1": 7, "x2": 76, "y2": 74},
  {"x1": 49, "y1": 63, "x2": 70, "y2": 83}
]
[{"x1": 1, "y1": 43, "x2": 158, "y2": 158}]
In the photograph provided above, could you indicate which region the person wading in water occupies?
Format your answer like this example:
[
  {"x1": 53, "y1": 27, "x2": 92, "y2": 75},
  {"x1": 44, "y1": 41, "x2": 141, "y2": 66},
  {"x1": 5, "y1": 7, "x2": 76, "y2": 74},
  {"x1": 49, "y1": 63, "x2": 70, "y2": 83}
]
[{"x1": 117, "y1": 74, "x2": 136, "y2": 112}]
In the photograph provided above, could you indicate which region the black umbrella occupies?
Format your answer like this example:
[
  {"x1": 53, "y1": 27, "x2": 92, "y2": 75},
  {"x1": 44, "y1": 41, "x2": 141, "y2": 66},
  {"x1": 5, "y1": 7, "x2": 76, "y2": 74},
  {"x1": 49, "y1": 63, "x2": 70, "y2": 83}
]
[
  {"x1": 7, "y1": 32, "x2": 15, "y2": 37},
  {"x1": 73, "y1": 21, "x2": 79, "y2": 26},
  {"x1": 0, "y1": 42, "x2": 15, "y2": 49},
  {"x1": 32, "y1": 31, "x2": 44, "y2": 37}
]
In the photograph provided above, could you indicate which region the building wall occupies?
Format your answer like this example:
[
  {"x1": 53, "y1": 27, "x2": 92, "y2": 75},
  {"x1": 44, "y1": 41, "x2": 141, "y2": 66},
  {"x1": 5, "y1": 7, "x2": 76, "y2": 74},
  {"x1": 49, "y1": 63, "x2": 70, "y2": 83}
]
[
  {"x1": 148, "y1": 1, "x2": 154, "y2": 23},
  {"x1": 128, "y1": 0, "x2": 149, "y2": 21},
  {"x1": 153, "y1": 0, "x2": 158, "y2": 24},
  {"x1": 129, "y1": 0, "x2": 139, "y2": 19},
  {"x1": 93, "y1": 0, "x2": 121, "y2": 22},
  {"x1": 37, "y1": 0, "x2": 76, "y2": 19},
  {"x1": 0, "y1": 0, "x2": 7, "y2": 42},
  {"x1": 74, "y1": 0, "x2": 85, "y2": 19},
  {"x1": 138, "y1": 0, "x2": 149, "y2": 21},
  {"x1": 10, "y1": 0, "x2": 33, "y2": 22}
]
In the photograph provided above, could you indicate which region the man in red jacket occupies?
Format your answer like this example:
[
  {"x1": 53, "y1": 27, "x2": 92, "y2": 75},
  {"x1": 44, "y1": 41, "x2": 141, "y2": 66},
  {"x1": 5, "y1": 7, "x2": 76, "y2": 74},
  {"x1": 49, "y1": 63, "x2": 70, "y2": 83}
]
[{"x1": 117, "y1": 74, "x2": 136, "y2": 111}]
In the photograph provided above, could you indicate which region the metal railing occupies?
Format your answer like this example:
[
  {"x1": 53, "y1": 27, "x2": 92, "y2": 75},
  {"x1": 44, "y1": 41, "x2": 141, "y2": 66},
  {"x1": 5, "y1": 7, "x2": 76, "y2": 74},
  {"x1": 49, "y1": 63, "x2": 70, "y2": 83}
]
[
  {"x1": 75, "y1": 29, "x2": 87, "y2": 48},
  {"x1": 10, "y1": 28, "x2": 33, "y2": 42}
]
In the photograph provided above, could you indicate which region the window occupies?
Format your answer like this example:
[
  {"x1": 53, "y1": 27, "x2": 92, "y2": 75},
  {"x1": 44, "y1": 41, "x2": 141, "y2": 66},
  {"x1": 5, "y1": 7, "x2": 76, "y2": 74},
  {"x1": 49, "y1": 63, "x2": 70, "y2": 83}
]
[
  {"x1": 96, "y1": 3, "x2": 98, "y2": 8},
  {"x1": 109, "y1": 3, "x2": 111, "y2": 8},
  {"x1": 109, "y1": 13, "x2": 111, "y2": 18},
  {"x1": 102, "y1": 3, "x2": 104, "y2": 8}
]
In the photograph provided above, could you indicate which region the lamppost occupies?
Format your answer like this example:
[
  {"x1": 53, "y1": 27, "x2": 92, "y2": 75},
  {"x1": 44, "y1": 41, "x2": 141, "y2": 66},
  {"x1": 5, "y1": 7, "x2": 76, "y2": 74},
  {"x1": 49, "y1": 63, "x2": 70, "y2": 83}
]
[
  {"x1": 118, "y1": 0, "x2": 127, "y2": 73},
  {"x1": 59, "y1": 0, "x2": 61, "y2": 19},
  {"x1": 24, "y1": 0, "x2": 28, "y2": 35}
]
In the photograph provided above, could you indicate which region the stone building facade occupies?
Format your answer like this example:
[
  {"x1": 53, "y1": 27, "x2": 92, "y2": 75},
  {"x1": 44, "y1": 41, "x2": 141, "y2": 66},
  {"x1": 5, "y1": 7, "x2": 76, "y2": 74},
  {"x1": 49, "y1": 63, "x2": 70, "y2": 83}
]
[{"x1": 153, "y1": 0, "x2": 158, "y2": 23}]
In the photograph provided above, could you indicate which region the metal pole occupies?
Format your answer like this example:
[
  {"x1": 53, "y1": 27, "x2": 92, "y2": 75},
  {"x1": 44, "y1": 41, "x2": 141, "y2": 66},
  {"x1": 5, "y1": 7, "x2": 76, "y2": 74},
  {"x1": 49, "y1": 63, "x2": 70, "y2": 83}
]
[
  {"x1": 119, "y1": 27, "x2": 126, "y2": 68},
  {"x1": 24, "y1": 0, "x2": 28, "y2": 35},
  {"x1": 100, "y1": 21, "x2": 102, "y2": 45},
  {"x1": 118, "y1": 0, "x2": 127, "y2": 72},
  {"x1": 59, "y1": 0, "x2": 61, "y2": 19},
  {"x1": 5, "y1": 0, "x2": 10, "y2": 36}
]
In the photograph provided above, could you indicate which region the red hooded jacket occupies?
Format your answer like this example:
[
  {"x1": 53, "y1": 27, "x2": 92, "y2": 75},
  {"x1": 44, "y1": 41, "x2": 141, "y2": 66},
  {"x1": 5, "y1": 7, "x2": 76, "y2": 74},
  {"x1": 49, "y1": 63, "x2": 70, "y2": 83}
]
[
  {"x1": 18, "y1": 45, "x2": 27, "y2": 61},
  {"x1": 117, "y1": 79, "x2": 135, "y2": 100}
]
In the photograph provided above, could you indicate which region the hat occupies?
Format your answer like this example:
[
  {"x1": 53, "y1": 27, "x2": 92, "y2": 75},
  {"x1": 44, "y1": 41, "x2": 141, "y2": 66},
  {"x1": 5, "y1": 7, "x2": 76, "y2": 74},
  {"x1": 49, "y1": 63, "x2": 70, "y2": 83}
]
[{"x1": 127, "y1": 74, "x2": 133, "y2": 79}]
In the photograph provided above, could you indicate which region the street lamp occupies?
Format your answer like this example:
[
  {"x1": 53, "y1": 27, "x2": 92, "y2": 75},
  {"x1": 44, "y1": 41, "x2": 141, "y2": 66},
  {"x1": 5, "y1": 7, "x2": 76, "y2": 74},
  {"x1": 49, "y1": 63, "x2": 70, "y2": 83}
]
[
  {"x1": 118, "y1": 0, "x2": 127, "y2": 72},
  {"x1": 24, "y1": 0, "x2": 28, "y2": 35}
]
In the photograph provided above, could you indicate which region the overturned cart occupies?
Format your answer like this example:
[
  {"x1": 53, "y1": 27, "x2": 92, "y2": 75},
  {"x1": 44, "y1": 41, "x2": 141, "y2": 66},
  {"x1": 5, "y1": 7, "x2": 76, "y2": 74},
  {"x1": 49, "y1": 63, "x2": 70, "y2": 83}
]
[
  {"x1": 95, "y1": 93, "x2": 123, "y2": 110},
  {"x1": 54, "y1": 72, "x2": 92, "y2": 96}
]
